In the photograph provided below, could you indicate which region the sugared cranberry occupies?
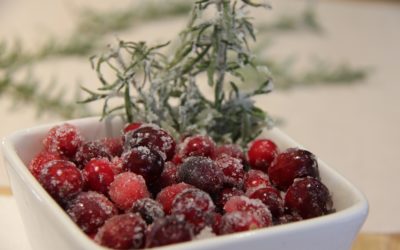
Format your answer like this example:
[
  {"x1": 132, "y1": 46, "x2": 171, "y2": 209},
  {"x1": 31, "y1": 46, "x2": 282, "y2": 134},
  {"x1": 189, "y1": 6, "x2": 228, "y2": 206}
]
[
  {"x1": 178, "y1": 156, "x2": 223, "y2": 193},
  {"x1": 121, "y1": 146, "x2": 164, "y2": 185},
  {"x1": 268, "y1": 148, "x2": 319, "y2": 190},
  {"x1": 249, "y1": 186, "x2": 284, "y2": 220},
  {"x1": 130, "y1": 198, "x2": 165, "y2": 224},
  {"x1": 66, "y1": 191, "x2": 117, "y2": 234},
  {"x1": 124, "y1": 125, "x2": 176, "y2": 161},
  {"x1": 74, "y1": 141, "x2": 111, "y2": 168},
  {"x1": 284, "y1": 177, "x2": 333, "y2": 219},
  {"x1": 213, "y1": 144, "x2": 245, "y2": 162},
  {"x1": 43, "y1": 123, "x2": 83, "y2": 158},
  {"x1": 38, "y1": 160, "x2": 83, "y2": 202},
  {"x1": 171, "y1": 188, "x2": 215, "y2": 234},
  {"x1": 145, "y1": 215, "x2": 194, "y2": 248},
  {"x1": 83, "y1": 158, "x2": 115, "y2": 194},
  {"x1": 95, "y1": 213, "x2": 146, "y2": 249},
  {"x1": 214, "y1": 187, "x2": 245, "y2": 211},
  {"x1": 159, "y1": 161, "x2": 179, "y2": 188},
  {"x1": 123, "y1": 122, "x2": 142, "y2": 134},
  {"x1": 101, "y1": 137, "x2": 123, "y2": 157},
  {"x1": 244, "y1": 169, "x2": 270, "y2": 192},
  {"x1": 277, "y1": 213, "x2": 303, "y2": 224},
  {"x1": 29, "y1": 151, "x2": 62, "y2": 179},
  {"x1": 178, "y1": 135, "x2": 216, "y2": 159},
  {"x1": 215, "y1": 155, "x2": 245, "y2": 188},
  {"x1": 110, "y1": 157, "x2": 124, "y2": 175},
  {"x1": 108, "y1": 172, "x2": 150, "y2": 210},
  {"x1": 156, "y1": 182, "x2": 193, "y2": 214},
  {"x1": 219, "y1": 211, "x2": 265, "y2": 235},
  {"x1": 247, "y1": 139, "x2": 278, "y2": 172}
]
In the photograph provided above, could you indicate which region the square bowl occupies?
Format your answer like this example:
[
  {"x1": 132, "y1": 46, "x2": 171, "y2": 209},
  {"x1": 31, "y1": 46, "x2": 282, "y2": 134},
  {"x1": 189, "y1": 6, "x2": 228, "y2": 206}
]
[{"x1": 1, "y1": 116, "x2": 368, "y2": 250}]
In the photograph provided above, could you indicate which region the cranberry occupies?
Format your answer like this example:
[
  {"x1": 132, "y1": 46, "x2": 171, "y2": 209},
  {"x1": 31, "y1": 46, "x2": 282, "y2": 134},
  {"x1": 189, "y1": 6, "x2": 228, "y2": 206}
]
[
  {"x1": 277, "y1": 213, "x2": 303, "y2": 224},
  {"x1": 247, "y1": 139, "x2": 278, "y2": 172},
  {"x1": 171, "y1": 188, "x2": 215, "y2": 234},
  {"x1": 249, "y1": 186, "x2": 284, "y2": 220},
  {"x1": 215, "y1": 155, "x2": 245, "y2": 188},
  {"x1": 244, "y1": 169, "x2": 270, "y2": 192},
  {"x1": 82, "y1": 158, "x2": 115, "y2": 195},
  {"x1": 145, "y1": 215, "x2": 194, "y2": 248},
  {"x1": 214, "y1": 187, "x2": 245, "y2": 211},
  {"x1": 95, "y1": 213, "x2": 146, "y2": 249},
  {"x1": 29, "y1": 151, "x2": 62, "y2": 179},
  {"x1": 159, "y1": 161, "x2": 179, "y2": 188},
  {"x1": 38, "y1": 160, "x2": 83, "y2": 202},
  {"x1": 219, "y1": 211, "x2": 266, "y2": 235},
  {"x1": 268, "y1": 148, "x2": 319, "y2": 190},
  {"x1": 130, "y1": 198, "x2": 165, "y2": 224},
  {"x1": 121, "y1": 146, "x2": 164, "y2": 185},
  {"x1": 101, "y1": 137, "x2": 123, "y2": 157},
  {"x1": 66, "y1": 191, "x2": 117, "y2": 234},
  {"x1": 123, "y1": 122, "x2": 142, "y2": 133},
  {"x1": 156, "y1": 182, "x2": 193, "y2": 214},
  {"x1": 178, "y1": 135, "x2": 216, "y2": 159},
  {"x1": 177, "y1": 156, "x2": 223, "y2": 193},
  {"x1": 108, "y1": 172, "x2": 150, "y2": 210},
  {"x1": 124, "y1": 125, "x2": 176, "y2": 161},
  {"x1": 43, "y1": 123, "x2": 83, "y2": 158},
  {"x1": 284, "y1": 177, "x2": 333, "y2": 219},
  {"x1": 74, "y1": 141, "x2": 111, "y2": 168},
  {"x1": 110, "y1": 157, "x2": 124, "y2": 175},
  {"x1": 213, "y1": 144, "x2": 245, "y2": 162}
]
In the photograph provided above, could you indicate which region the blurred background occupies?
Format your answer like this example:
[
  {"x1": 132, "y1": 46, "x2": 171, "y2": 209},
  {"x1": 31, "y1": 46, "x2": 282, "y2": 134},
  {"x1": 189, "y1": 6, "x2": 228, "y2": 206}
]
[{"x1": 0, "y1": 0, "x2": 399, "y2": 249}]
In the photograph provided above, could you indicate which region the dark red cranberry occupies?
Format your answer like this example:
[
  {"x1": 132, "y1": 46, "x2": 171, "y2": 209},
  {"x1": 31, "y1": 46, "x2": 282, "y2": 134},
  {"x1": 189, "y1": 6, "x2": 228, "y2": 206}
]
[
  {"x1": 159, "y1": 161, "x2": 179, "y2": 188},
  {"x1": 213, "y1": 144, "x2": 245, "y2": 163},
  {"x1": 156, "y1": 182, "x2": 193, "y2": 214},
  {"x1": 214, "y1": 187, "x2": 244, "y2": 211},
  {"x1": 145, "y1": 215, "x2": 194, "y2": 248},
  {"x1": 108, "y1": 172, "x2": 150, "y2": 210},
  {"x1": 277, "y1": 213, "x2": 303, "y2": 224},
  {"x1": 74, "y1": 141, "x2": 111, "y2": 168},
  {"x1": 121, "y1": 146, "x2": 164, "y2": 185},
  {"x1": 130, "y1": 198, "x2": 165, "y2": 224},
  {"x1": 101, "y1": 137, "x2": 123, "y2": 157},
  {"x1": 219, "y1": 211, "x2": 265, "y2": 235},
  {"x1": 29, "y1": 151, "x2": 62, "y2": 179},
  {"x1": 95, "y1": 213, "x2": 146, "y2": 249},
  {"x1": 215, "y1": 155, "x2": 245, "y2": 188},
  {"x1": 123, "y1": 122, "x2": 142, "y2": 133},
  {"x1": 284, "y1": 177, "x2": 333, "y2": 219},
  {"x1": 249, "y1": 186, "x2": 284, "y2": 220},
  {"x1": 43, "y1": 123, "x2": 83, "y2": 158},
  {"x1": 244, "y1": 169, "x2": 270, "y2": 192},
  {"x1": 178, "y1": 156, "x2": 223, "y2": 193},
  {"x1": 171, "y1": 188, "x2": 215, "y2": 234},
  {"x1": 82, "y1": 158, "x2": 115, "y2": 194},
  {"x1": 247, "y1": 139, "x2": 278, "y2": 172},
  {"x1": 178, "y1": 135, "x2": 216, "y2": 159},
  {"x1": 124, "y1": 125, "x2": 176, "y2": 161},
  {"x1": 66, "y1": 191, "x2": 117, "y2": 234},
  {"x1": 38, "y1": 160, "x2": 83, "y2": 202},
  {"x1": 268, "y1": 148, "x2": 319, "y2": 190}
]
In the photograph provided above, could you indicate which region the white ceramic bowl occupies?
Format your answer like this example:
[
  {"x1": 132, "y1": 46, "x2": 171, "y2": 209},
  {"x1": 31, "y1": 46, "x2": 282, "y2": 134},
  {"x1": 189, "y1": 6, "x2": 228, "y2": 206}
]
[{"x1": 1, "y1": 116, "x2": 368, "y2": 250}]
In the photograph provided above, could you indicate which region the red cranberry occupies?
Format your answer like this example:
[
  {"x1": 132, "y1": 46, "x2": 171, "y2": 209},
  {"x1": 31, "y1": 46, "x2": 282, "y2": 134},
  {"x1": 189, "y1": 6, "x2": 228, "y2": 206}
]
[
  {"x1": 123, "y1": 122, "x2": 142, "y2": 133},
  {"x1": 213, "y1": 144, "x2": 245, "y2": 162},
  {"x1": 82, "y1": 158, "x2": 115, "y2": 195},
  {"x1": 156, "y1": 182, "x2": 193, "y2": 214},
  {"x1": 121, "y1": 146, "x2": 164, "y2": 185},
  {"x1": 66, "y1": 191, "x2": 117, "y2": 234},
  {"x1": 95, "y1": 213, "x2": 146, "y2": 249},
  {"x1": 178, "y1": 135, "x2": 216, "y2": 159},
  {"x1": 130, "y1": 198, "x2": 165, "y2": 224},
  {"x1": 159, "y1": 161, "x2": 179, "y2": 188},
  {"x1": 110, "y1": 157, "x2": 124, "y2": 175},
  {"x1": 43, "y1": 123, "x2": 83, "y2": 158},
  {"x1": 284, "y1": 177, "x2": 333, "y2": 219},
  {"x1": 100, "y1": 137, "x2": 123, "y2": 157},
  {"x1": 171, "y1": 188, "x2": 216, "y2": 234},
  {"x1": 124, "y1": 125, "x2": 176, "y2": 161},
  {"x1": 215, "y1": 155, "x2": 245, "y2": 188},
  {"x1": 145, "y1": 215, "x2": 194, "y2": 248},
  {"x1": 108, "y1": 172, "x2": 150, "y2": 210},
  {"x1": 38, "y1": 160, "x2": 83, "y2": 202},
  {"x1": 247, "y1": 139, "x2": 278, "y2": 172},
  {"x1": 214, "y1": 187, "x2": 244, "y2": 211},
  {"x1": 74, "y1": 141, "x2": 111, "y2": 168},
  {"x1": 178, "y1": 156, "x2": 223, "y2": 193},
  {"x1": 219, "y1": 211, "x2": 265, "y2": 235},
  {"x1": 244, "y1": 169, "x2": 270, "y2": 192},
  {"x1": 249, "y1": 186, "x2": 284, "y2": 220},
  {"x1": 29, "y1": 151, "x2": 62, "y2": 179},
  {"x1": 268, "y1": 148, "x2": 319, "y2": 190}
]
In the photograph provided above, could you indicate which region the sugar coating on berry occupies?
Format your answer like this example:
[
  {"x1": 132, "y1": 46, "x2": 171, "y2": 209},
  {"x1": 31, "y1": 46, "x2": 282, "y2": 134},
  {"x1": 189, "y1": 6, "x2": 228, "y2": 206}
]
[
  {"x1": 284, "y1": 177, "x2": 333, "y2": 219},
  {"x1": 219, "y1": 211, "x2": 265, "y2": 235},
  {"x1": 215, "y1": 155, "x2": 245, "y2": 188},
  {"x1": 178, "y1": 135, "x2": 216, "y2": 159},
  {"x1": 29, "y1": 151, "x2": 62, "y2": 179},
  {"x1": 95, "y1": 213, "x2": 146, "y2": 249},
  {"x1": 244, "y1": 169, "x2": 270, "y2": 193},
  {"x1": 214, "y1": 187, "x2": 245, "y2": 210},
  {"x1": 83, "y1": 158, "x2": 115, "y2": 195},
  {"x1": 247, "y1": 139, "x2": 278, "y2": 172},
  {"x1": 159, "y1": 161, "x2": 180, "y2": 188},
  {"x1": 145, "y1": 215, "x2": 194, "y2": 248},
  {"x1": 213, "y1": 144, "x2": 245, "y2": 162},
  {"x1": 130, "y1": 198, "x2": 165, "y2": 224},
  {"x1": 66, "y1": 191, "x2": 117, "y2": 234},
  {"x1": 108, "y1": 172, "x2": 150, "y2": 210},
  {"x1": 178, "y1": 156, "x2": 223, "y2": 193},
  {"x1": 156, "y1": 182, "x2": 193, "y2": 214},
  {"x1": 74, "y1": 141, "x2": 111, "y2": 168},
  {"x1": 249, "y1": 186, "x2": 284, "y2": 220},
  {"x1": 268, "y1": 148, "x2": 319, "y2": 190},
  {"x1": 38, "y1": 160, "x2": 83, "y2": 202},
  {"x1": 101, "y1": 137, "x2": 123, "y2": 157},
  {"x1": 43, "y1": 123, "x2": 83, "y2": 158}
]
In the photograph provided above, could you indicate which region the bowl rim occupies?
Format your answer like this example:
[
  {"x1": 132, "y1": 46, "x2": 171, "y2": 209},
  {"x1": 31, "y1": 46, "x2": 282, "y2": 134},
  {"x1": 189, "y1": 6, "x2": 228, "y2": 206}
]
[{"x1": 1, "y1": 116, "x2": 369, "y2": 250}]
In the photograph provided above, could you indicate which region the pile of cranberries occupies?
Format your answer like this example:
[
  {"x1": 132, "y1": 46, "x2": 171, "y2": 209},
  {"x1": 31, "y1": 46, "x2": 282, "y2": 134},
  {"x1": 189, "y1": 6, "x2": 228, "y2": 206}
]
[{"x1": 29, "y1": 122, "x2": 334, "y2": 249}]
